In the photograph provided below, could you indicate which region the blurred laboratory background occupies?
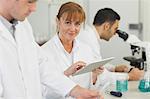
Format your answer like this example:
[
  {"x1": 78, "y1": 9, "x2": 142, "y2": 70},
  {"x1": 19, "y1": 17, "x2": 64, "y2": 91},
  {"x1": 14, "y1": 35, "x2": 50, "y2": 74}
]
[{"x1": 27, "y1": 0, "x2": 150, "y2": 65}]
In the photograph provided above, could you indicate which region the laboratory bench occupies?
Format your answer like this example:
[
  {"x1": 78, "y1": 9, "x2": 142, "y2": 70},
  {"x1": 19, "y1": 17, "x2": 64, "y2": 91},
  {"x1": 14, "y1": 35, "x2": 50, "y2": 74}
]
[{"x1": 103, "y1": 81, "x2": 150, "y2": 99}]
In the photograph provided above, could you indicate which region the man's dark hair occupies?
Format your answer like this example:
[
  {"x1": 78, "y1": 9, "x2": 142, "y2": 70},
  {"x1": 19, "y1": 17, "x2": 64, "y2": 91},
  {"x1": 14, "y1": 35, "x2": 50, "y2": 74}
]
[{"x1": 93, "y1": 8, "x2": 120, "y2": 26}]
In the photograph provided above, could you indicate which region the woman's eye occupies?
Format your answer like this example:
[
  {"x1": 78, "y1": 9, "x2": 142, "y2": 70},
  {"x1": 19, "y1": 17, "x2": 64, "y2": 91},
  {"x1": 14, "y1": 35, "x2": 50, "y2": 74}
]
[
  {"x1": 65, "y1": 21, "x2": 71, "y2": 24},
  {"x1": 28, "y1": 0, "x2": 37, "y2": 3},
  {"x1": 75, "y1": 22, "x2": 81, "y2": 26}
]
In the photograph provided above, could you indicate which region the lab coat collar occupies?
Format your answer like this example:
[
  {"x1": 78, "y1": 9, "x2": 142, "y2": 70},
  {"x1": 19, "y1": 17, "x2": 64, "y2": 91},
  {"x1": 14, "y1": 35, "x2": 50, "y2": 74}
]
[
  {"x1": 91, "y1": 25, "x2": 102, "y2": 47},
  {"x1": 0, "y1": 18, "x2": 17, "y2": 46},
  {"x1": 92, "y1": 25, "x2": 100, "y2": 40},
  {"x1": 0, "y1": 16, "x2": 12, "y2": 32},
  {"x1": 10, "y1": 19, "x2": 18, "y2": 26},
  {"x1": 54, "y1": 34, "x2": 79, "y2": 55}
]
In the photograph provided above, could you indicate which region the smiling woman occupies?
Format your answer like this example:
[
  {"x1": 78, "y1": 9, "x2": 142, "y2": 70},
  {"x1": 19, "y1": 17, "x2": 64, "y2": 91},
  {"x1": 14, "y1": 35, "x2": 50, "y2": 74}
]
[{"x1": 56, "y1": 2, "x2": 86, "y2": 53}]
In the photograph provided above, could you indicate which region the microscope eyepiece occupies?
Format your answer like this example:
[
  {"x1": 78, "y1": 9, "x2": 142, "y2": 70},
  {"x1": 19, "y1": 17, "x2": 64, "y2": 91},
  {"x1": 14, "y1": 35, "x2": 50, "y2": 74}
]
[{"x1": 116, "y1": 30, "x2": 129, "y2": 41}]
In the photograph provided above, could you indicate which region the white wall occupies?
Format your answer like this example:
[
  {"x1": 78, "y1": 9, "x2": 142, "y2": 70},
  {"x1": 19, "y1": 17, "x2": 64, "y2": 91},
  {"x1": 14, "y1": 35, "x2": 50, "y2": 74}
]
[
  {"x1": 140, "y1": 0, "x2": 150, "y2": 41},
  {"x1": 28, "y1": 0, "x2": 50, "y2": 44}
]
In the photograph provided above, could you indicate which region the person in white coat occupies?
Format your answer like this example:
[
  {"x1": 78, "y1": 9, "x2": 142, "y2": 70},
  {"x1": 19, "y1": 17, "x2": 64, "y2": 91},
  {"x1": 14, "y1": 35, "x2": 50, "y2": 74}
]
[
  {"x1": 77, "y1": 8, "x2": 144, "y2": 81},
  {"x1": 0, "y1": 0, "x2": 101, "y2": 99},
  {"x1": 42, "y1": 2, "x2": 104, "y2": 99}
]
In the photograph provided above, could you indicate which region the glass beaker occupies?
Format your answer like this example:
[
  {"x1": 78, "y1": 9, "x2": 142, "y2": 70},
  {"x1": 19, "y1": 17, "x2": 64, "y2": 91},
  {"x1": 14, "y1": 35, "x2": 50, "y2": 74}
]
[
  {"x1": 116, "y1": 73, "x2": 128, "y2": 92},
  {"x1": 138, "y1": 71, "x2": 150, "y2": 92}
]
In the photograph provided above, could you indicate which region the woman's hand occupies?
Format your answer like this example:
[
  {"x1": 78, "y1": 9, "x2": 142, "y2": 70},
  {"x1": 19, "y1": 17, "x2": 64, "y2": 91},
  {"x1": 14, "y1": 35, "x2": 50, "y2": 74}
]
[
  {"x1": 70, "y1": 85, "x2": 104, "y2": 99},
  {"x1": 64, "y1": 61, "x2": 86, "y2": 77},
  {"x1": 92, "y1": 66, "x2": 104, "y2": 85}
]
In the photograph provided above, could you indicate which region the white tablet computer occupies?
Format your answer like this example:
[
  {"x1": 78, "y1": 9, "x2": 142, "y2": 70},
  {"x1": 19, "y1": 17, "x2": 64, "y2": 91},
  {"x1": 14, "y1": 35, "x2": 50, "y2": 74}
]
[{"x1": 72, "y1": 57, "x2": 114, "y2": 76}]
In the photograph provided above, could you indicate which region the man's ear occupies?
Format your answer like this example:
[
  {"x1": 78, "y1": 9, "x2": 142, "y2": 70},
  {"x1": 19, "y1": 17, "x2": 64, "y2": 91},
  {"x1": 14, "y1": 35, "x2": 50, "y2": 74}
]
[{"x1": 103, "y1": 22, "x2": 111, "y2": 30}]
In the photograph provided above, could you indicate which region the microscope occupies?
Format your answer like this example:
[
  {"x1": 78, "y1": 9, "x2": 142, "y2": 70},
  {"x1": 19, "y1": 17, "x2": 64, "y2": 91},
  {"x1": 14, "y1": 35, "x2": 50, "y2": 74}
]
[{"x1": 116, "y1": 30, "x2": 147, "y2": 70}]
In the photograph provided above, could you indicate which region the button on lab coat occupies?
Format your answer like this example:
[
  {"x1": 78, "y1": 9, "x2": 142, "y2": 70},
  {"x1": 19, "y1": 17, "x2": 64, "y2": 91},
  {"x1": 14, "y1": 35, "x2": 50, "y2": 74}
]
[{"x1": 0, "y1": 19, "x2": 76, "y2": 99}]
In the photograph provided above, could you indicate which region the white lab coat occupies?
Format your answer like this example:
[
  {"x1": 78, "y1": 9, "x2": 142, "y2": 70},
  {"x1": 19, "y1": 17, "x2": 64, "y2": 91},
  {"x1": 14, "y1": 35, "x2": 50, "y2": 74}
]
[
  {"x1": 42, "y1": 34, "x2": 100, "y2": 99},
  {"x1": 78, "y1": 25, "x2": 111, "y2": 69},
  {"x1": 0, "y1": 19, "x2": 76, "y2": 99},
  {"x1": 78, "y1": 25, "x2": 102, "y2": 60},
  {"x1": 77, "y1": 25, "x2": 128, "y2": 88}
]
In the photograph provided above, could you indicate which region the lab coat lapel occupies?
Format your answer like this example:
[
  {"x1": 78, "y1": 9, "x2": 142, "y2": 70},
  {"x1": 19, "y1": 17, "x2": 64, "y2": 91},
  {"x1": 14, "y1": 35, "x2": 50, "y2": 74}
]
[
  {"x1": 0, "y1": 20, "x2": 17, "y2": 47},
  {"x1": 70, "y1": 39, "x2": 79, "y2": 62},
  {"x1": 54, "y1": 35, "x2": 80, "y2": 70},
  {"x1": 91, "y1": 26, "x2": 102, "y2": 57},
  {"x1": 14, "y1": 21, "x2": 31, "y2": 74},
  {"x1": 54, "y1": 35, "x2": 71, "y2": 70},
  {"x1": 14, "y1": 21, "x2": 42, "y2": 98}
]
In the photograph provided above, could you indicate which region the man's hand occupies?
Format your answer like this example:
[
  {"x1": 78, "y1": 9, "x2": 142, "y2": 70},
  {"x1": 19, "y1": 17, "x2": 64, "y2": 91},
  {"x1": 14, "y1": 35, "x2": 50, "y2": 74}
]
[
  {"x1": 92, "y1": 66, "x2": 104, "y2": 84},
  {"x1": 64, "y1": 61, "x2": 86, "y2": 77},
  {"x1": 128, "y1": 68, "x2": 144, "y2": 81},
  {"x1": 70, "y1": 85, "x2": 104, "y2": 99},
  {"x1": 115, "y1": 65, "x2": 129, "y2": 72}
]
